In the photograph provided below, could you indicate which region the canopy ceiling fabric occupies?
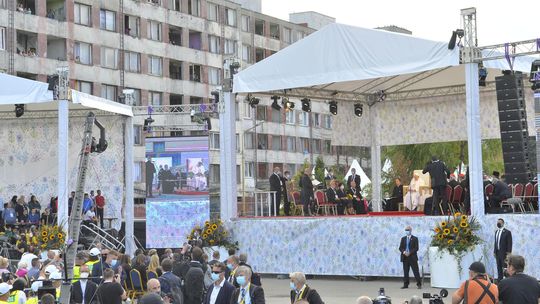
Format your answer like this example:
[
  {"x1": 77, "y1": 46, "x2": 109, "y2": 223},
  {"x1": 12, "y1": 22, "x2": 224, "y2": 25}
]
[
  {"x1": 0, "y1": 72, "x2": 133, "y2": 117},
  {"x1": 233, "y1": 23, "x2": 460, "y2": 94}
]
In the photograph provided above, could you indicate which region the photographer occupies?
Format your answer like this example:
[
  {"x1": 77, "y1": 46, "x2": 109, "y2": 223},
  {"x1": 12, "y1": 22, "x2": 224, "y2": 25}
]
[
  {"x1": 451, "y1": 261, "x2": 498, "y2": 304},
  {"x1": 96, "y1": 268, "x2": 127, "y2": 304},
  {"x1": 498, "y1": 255, "x2": 540, "y2": 304}
]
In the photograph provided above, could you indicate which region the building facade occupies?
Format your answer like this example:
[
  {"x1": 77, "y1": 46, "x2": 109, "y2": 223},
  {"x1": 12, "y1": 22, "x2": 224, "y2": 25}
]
[{"x1": 0, "y1": 0, "x2": 367, "y2": 216}]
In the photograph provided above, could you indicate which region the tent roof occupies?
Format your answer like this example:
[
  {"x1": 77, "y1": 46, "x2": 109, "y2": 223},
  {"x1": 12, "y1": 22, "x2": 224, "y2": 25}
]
[{"x1": 0, "y1": 72, "x2": 133, "y2": 117}]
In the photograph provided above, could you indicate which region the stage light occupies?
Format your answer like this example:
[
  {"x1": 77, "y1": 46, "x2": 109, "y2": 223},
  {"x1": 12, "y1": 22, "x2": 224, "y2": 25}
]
[
  {"x1": 15, "y1": 104, "x2": 24, "y2": 118},
  {"x1": 354, "y1": 103, "x2": 363, "y2": 117},
  {"x1": 271, "y1": 95, "x2": 281, "y2": 110},
  {"x1": 210, "y1": 90, "x2": 220, "y2": 103},
  {"x1": 447, "y1": 29, "x2": 464, "y2": 50},
  {"x1": 47, "y1": 75, "x2": 59, "y2": 90},
  {"x1": 478, "y1": 66, "x2": 487, "y2": 87},
  {"x1": 301, "y1": 98, "x2": 311, "y2": 112},
  {"x1": 529, "y1": 59, "x2": 540, "y2": 91},
  {"x1": 143, "y1": 116, "x2": 154, "y2": 132},
  {"x1": 329, "y1": 101, "x2": 338, "y2": 115},
  {"x1": 282, "y1": 97, "x2": 295, "y2": 111}
]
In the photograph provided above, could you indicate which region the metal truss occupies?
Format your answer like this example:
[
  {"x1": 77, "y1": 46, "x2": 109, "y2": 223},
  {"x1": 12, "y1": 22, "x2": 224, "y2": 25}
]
[
  {"x1": 132, "y1": 104, "x2": 217, "y2": 116},
  {"x1": 384, "y1": 81, "x2": 496, "y2": 101},
  {"x1": 477, "y1": 39, "x2": 540, "y2": 62},
  {"x1": 144, "y1": 125, "x2": 207, "y2": 132},
  {"x1": 0, "y1": 109, "x2": 119, "y2": 120}
]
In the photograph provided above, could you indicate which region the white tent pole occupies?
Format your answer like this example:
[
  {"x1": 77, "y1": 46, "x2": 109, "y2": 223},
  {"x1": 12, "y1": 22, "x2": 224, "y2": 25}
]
[
  {"x1": 370, "y1": 106, "x2": 382, "y2": 211},
  {"x1": 57, "y1": 100, "x2": 69, "y2": 231},
  {"x1": 124, "y1": 117, "x2": 136, "y2": 256},
  {"x1": 465, "y1": 62, "x2": 485, "y2": 216},
  {"x1": 220, "y1": 92, "x2": 237, "y2": 220}
]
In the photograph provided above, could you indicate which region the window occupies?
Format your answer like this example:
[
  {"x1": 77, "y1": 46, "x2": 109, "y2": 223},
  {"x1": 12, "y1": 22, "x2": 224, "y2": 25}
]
[
  {"x1": 244, "y1": 133, "x2": 255, "y2": 149},
  {"x1": 255, "y1": 19, "x2": 264, "y2": 35},
  {"x1": 74, "y1": 3, "x2": 91, "y2": 26},
  {"x1": 241, "y1": 15, "x2": 250, "y2": 32},
  {"x1": 296, "y1": 31, "x2": 306, "y2": 41},
  {"x1": 225, "y1": 8, "x2": 236, "y2": 26},
  {"x1": 207, "y1": 3, "x2": 218, "y2": 22},
  {"x1": 100, "y1": 9, "x2": 116, "y2": 31},
  {"x1": 324, "y1": 140, "x2": 332, "y2": 154},
  {"x1": 189, "y1": 31, "x2": 202, "y2": 50},
  {"x1": 257, "y1": 134, "x2": 268, "y2": 150},
  {"x1": 271, "y1": 107, "x2": 281, "y2": 123},
  {"x1": 169, "y1": 26, "x2": 182, "y2": 45},
  {"x1": 286, "y1": 136, "x2": 296, "y2": 152},
  {"x1": 101, "y1": 47, "x2": 118, "y2": 69},
  {"x1": 271, "y1": 135, "x2": 282, "y2": 150},
  {"x1": 125, "y1": 15, "x2": 140, "y2": 37},
  {"x1": 0, "y1": 27, "x2": 5, "y2": 50},
  {"x1": 209, "y1": 133, "x2": 220, "y2": 150},
  {"x1": 169, "y1": 0, "x2": 180, "y2": 11},
  {"x1": 241, "y1": 45, "x2": 251, "y2": 62},
  {"x1": 269, "y1": 23, "x2": 280, "y2": 39},
  {"x1": 283, "y1": 27, "x2": 292, "y2": 43},
  {"x1": 312, "y1": 139, "x2": 321, "y2": 154},
  {"x1": 169, "y1": 60, "x2": 182, "y2": 80},
  {"x1": 208, "y1": 35, "x2": 220, "y2": 54},
  {"x1": 149, "y1": 91, "x2": 162, "y2": 105},
  {"x1": 244, "y1": 162, "x2": 254, "y2": 178},
  {"x1": 256, "y1": 106, "x2": 266, "y2": 120},
  {"x1": 189, "y1": 64, "x2": 201, "y2": 82},
  {"x1": 124, "y1": 51, "x2": 141, "y2": 72},
  {"x1": 126, "y1": 88, "x2": 141, "y2": 106},
  {"x1": 313, "y1": 113, "x2": 320, "y2": 127},
  {"x1": 74, "y1": 41, "x2": 92, "y2": 64},
  {"x1": 243, "y1": 103, "x2": 253, "y2": 118},
  {"x1": 149, "y1": 56, "x2": 163, "y2": 76},
  {"x1": 285, "y1": 110, "x2": 295, "y2": 124},
  {"x1": 324, "y1": 114, "x2": 332, "y2": 129},
  {"x1": 188, "y1": 0, "x2": 200, "y2": 16},
  {"x1": 255, "y1": 48, "x2": 265, "y2": 62},
  {"x1": 147, "y1": 21, "x2": 162, "y2": 41},
  {"x1": 210, "y1": 164, "x2": 220, "y2": 184},
  {"x1": 134, "y1": 125, "x2": 142, "y2": 145},
  {"x1": 224, "y1": 39, "x2": 236, "y2": 55},
  {"x1": 133, "y1": 162, "x2": 144, "y2": 183},
  {"x1": 101, "y1": 84, "x2": 117, "y2": 101},
  {"x1": 208, "y1": 67, "x2": 221, "y2": 85},
  {"x1": 300, "y1": 138, "x2": 310, "y2": 153},
  {"x1": 257, "y1": 163, "x2": 268, "y2": 179},
  {"x1": 75, "y1": 80, "x2": 92, "y2": 94},
  {"x1": 299, "y1": 111, "x2": 309, "y2": 126}
]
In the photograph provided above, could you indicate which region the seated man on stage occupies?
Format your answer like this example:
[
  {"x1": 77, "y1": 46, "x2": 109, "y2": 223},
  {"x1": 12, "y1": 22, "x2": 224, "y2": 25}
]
[
  {"x1": 347, "y1": 180, "x2": 365, "y2": 214},
  {"x1": 386, "y1": 178, "x2": 403, "y2": 211},
  {"x1": 404, "y1": 174, "x2": 422, "y2": 211},
  {"x1": 326, "y1": 180, "x2": 346, "y2": 215},
  {"x1": 490, "y1": 173, "x2": 512, "y2": 208}
]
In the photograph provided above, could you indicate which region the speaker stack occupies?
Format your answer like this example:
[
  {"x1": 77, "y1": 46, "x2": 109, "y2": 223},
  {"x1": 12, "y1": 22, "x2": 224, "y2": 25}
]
[{"x1": 495, "y1": 72, "x2": 532, "y2": 184}]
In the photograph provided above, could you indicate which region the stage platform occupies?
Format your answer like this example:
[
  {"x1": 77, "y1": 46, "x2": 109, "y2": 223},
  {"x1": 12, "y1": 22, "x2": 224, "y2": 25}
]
[{"x1": 228, "y1": 214, "x2": 540, "y2": 279}]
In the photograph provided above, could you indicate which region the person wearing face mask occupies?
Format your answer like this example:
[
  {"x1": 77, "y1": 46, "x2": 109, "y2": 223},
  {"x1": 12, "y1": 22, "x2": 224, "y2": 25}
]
[
  {"x1": 398, "y1": 226, "x2": 421, "y2": 289},
  {"x1": 493, "y1": 218, "x2": 512, "y2": 282},
  {"x1": 203, "y1": 263, "x2": 234, "y2": 304},
  {"x1": 269, "y1": 167, "x2": 284, "y2": 216},
  {"x1": 71, "y1": 264, "x2": 99, "y2": 304},
  {"x1": 231, "y1": 266, "x2": 265, "y2": 304},
  {"x1": 282, "y1": 171, "x2": 291, "y2": 216},
  {"x1": 226, "y1": 256, "x2": 240, "y2": 287},
  {"x1": 288, "y1": 272, "x2": 324, "y2": 304},
  {"x1": 498, "y1": 255, "x2": 540, "y2": 304},
  {"x1": 92, "y1": 249, "x2": 119, "y2": 284}
]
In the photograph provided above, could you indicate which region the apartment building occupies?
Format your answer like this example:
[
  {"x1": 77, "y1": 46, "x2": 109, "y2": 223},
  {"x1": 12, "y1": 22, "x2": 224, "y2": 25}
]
[{"x1": 0, "y1": 0, "x2": 367, "y2": 214}]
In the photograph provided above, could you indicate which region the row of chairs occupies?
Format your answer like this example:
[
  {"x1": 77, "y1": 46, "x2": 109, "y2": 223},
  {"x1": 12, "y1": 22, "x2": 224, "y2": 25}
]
[
  {"x1": 495, "y1": 182, "x2": 538, "y2": 213},
  {"x1": 123, "y1": 269, "x2": 159, "y2": 299},
  {"x1": 289, "y1": 190, "x2": 340, "y2": 216}
]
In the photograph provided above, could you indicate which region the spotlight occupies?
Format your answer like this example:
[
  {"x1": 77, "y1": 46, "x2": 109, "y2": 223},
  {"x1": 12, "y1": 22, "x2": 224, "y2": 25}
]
[
  {"x1": 271, "y1": 95, "x2": 281, "y2": 110},
  {"x1": 47, "y1": 75, "x2": 59, "y2": 91},
  {"x1": 143, "y1": 116, "x2": 154, "y2": 132},
  {"x1": 249, "y1": 97, "x2": 260, "y2": 108},
  {"x1": 329, "y1": 101, "x2": 338, "y2": 115},
  {"x1": 377, "y1": 90, "x2": 386, "y2": 102},
  {"x1": 354, "y1": 103, "x2": 363, "y2": 117},
  {"x1": 478, "y1": 66, "x2": 487, "y2": 87},
  {"x1": 15, "y1": 104, "x2": 24, "y2": 118},
  {"x1": 301, "y1": 98, "x2": 311, "y2": 112},
  {"x1": 210, "y1": 90, "x2": 220, "y2": 103},
  {"x1": 447, "y1": 29, "x2": 463, "y2": 50},
  {"x1": 282, "y1": 97, "x2": 295, "y2": 111}
]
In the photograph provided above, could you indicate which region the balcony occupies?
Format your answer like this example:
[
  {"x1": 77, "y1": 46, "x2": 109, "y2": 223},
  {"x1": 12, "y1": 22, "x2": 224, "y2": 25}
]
[
  {"x1": 46, "y1": 0, "x2": 66, "y2": 21},
  {"x1": 47, "y1": 36, "x2": 67, "y2": 61},
  {"x1": 16, "y1": 30, "x2": 37, "y2": 57},
  {"x1": 169, "y1": 25, "x2": 182, "y2": 46}
]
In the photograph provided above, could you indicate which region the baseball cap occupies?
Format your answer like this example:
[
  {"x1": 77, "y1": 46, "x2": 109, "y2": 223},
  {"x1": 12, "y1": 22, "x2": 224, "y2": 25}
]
[
  {"x1": 44, "y1": 264, "x2": 58, "y2": 275},
  {"x1": 0, "y1": 283, "x2": 12, "y2": 296},
  {"x1": 89, "y1": 248, "x2": 101, "y2": 256},
  {"x1": 469, "y1": 261, "x2": 486, "y2": 274}
]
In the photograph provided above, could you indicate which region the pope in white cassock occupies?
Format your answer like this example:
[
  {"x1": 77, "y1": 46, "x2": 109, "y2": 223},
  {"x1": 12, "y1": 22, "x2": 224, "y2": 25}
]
[{"x1": 404, "y1": 174, "x2": 422, "y2": 211}]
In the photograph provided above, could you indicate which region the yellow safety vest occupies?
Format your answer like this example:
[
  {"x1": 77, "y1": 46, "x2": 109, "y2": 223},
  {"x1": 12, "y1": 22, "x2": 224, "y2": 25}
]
[
  {"x1": 72, "y1": 265, "x2": 81, "y2": 283},
  {"x1": 86, "y1": 260, "x2": 99, "y2": 272},
  {"x1": 7, "y1": 290, "x2": 22, "y2": 304},
  {"x1": 26, "y1": 297, "x2": 38, "y2": 304}
]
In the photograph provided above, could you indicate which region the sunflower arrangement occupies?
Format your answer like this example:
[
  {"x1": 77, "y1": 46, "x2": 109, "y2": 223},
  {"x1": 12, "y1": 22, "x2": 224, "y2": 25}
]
[
  {"x1": 188, "y1": 219, "x2": 239, "y2": 250},
  {"x1": 38, "y1": 224, "x2": 66, "y2": 250},
  {"x1": 430, "y1": 213, "x2": 481, "y2": 256}
]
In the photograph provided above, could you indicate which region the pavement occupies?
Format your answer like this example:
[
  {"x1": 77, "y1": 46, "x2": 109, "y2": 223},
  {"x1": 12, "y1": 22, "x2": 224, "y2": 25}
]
[{"x1": 261, "y1": 275, "x2": 457, "y2": 304}]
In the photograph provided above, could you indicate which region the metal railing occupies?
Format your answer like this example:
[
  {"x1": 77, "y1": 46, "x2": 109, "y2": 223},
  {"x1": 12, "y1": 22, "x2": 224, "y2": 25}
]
[
  {"x1": 132, "y1": 104, "x2": 217, "y2": 115},
  {"x1": 239, "y1": 190, "x2": 277, "y2": 217}
]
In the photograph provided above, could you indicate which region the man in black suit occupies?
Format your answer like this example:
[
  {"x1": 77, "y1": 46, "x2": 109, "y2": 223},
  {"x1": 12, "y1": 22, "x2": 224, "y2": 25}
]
[
  {"x1": 289, "y1": 272, "x2": 324, "y2": 304},
  {"x1": 494, "y1": 218, "x2": 512, "y2": 282},
  {"x1": 326, "y1": 180, "x2": 345, "y2": 215},
  {"x1": 146, "y1": 158, "x2": 156, "y2": 197},
  {"x1": 71, "y1": 265, "x2": 99, "y2": 304},
  {"x1": 268, "y1": 167, "x2": 283, "y2": 216},
  {"x1": 282, "y1": 171, "x2": 291, "y2": 216},
  {"x1": 347, "y1": 168, "x2": 361, "y2": 190},
  {"x1": 386, "y1": 178, "x2": 404, "y2": 211},
  {"x1": 204, "y1": 262, "x2": 235, "y2": 304},
  {"x1": 230, "y1": 266, "x2": 265, "y2": 304},
  {"x1": 491, "y1": 174, "x2": 512, "y2": 208},
  {"x1": 423, "y1": 156, "x2": 451, "y2": 215},
  {"x1": 346, "y1": 180, "x2": 365, "y2": 214},
  {"x1": 399, "y1": 225, "x2": 422, "y2": 289}
]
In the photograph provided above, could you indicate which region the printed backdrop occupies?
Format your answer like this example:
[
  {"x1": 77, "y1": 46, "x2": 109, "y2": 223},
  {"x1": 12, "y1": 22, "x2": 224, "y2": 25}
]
[
  {"x1": 228, "y1": 214, "x2": 540, "y2": 279},
  {"x1": 0, "y1": 115, "x2": 126, "y2": 228}
]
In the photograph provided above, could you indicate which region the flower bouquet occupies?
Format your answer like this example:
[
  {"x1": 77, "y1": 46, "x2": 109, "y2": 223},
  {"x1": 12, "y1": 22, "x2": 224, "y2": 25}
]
[
  {"x1": 38, "y1": 224, "x2": 67, "y2": 250},
  {"x1": 430, "y1": 212, "x2": 481, "y2": 256},
  {"x1": 188, "y1": 219, "x2": 239, "y2": 250}
]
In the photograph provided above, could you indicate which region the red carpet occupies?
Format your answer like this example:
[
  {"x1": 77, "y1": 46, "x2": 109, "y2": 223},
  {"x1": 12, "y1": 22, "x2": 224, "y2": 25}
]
[{"x1": 240, "y1": 211, "x2": 425, "y2": 219}]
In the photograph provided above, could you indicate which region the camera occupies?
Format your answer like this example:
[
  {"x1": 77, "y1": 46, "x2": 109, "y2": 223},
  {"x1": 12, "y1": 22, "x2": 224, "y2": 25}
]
[
  {"x1": 372, "y1": 287, "x2": 392, "y2": 304},
  {"x1": 423, "y1": 289, "x2": 448, "y2": 304}
]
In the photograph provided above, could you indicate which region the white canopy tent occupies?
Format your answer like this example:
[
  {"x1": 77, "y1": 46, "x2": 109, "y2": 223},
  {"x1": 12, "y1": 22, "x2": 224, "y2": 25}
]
[
  {"x1": 0, "y1": 72, "x2": 136, "y2": 256},
  {"x1": 227, "y1": 22, "x2": 537, "y2": 217}
]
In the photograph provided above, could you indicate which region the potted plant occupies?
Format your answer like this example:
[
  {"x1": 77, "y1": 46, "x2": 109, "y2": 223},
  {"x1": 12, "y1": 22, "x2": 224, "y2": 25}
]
[
  {"x1": 429, "y1": 213, "x2": 483, "y2": 288},
  {"x1": 188, "y1": 219, "x2": 239, "y2": 259}
]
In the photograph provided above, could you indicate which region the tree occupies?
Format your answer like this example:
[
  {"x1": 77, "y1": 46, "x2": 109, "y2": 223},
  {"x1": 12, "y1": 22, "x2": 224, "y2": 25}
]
[{"x1": 314, "y1": 156, "x2": 325, "y2": 186}]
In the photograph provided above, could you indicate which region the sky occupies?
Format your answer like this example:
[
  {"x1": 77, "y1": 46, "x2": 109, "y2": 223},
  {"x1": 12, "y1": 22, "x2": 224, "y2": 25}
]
[{"x1": 261, "y1": 0, "x2": 539, "y2": 46}]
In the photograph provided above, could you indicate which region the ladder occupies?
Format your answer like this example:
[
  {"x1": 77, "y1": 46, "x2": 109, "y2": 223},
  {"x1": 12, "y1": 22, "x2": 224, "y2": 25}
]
[
  {"x1": 58, "y1": 112, "x2": 99, "y2": 303},
  {"x1": 7, "y1": 0, "x2": 15, "y2": 74},
  {"x1": 119, "y1": 0, "x2": 125, "y2": 92}
]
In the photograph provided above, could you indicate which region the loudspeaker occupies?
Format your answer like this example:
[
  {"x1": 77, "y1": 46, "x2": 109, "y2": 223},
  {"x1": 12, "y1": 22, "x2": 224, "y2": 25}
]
[
  {"x1": 496, "y1": 88, "x2": 524, "y2": 100},
  {"x1": 503, "y1": 151, "x2": 529, "y2": 163},
  {"x1": 504, "y1": 162, "x2": 530, "y2": 174},
  {"x1": 495, "y1": 73, "x2": 523, "y2": 90},
  {"x1": 498, "y1": 98, "x2": 525, "y2": 111},
  {"x1": 500, "y1": 130, "x2": 528, "y2": 143},
  {"x1": 502, "y1": 141, "x2": 528, "y2": 153},
  {"x1": 504, "y1": 172, "x2": 531, "y2": 184},
  {"x1": 499, "y1": 109, "x2": 526, "y2": 121},
  {"x1": 500, "y1": 120, "x2": 527, "y2": 132}
]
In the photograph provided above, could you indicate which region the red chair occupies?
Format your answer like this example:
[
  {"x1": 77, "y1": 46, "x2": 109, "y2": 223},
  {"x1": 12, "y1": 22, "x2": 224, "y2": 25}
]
[
  {"x1": 315, "y1": 190, "x2": 336, "y2": 215},
  {"x1": 292, "y1": 191, "x2": 303, "y2": 215},
  {"x1": 522, "y1": 183, "x2": 534, "y2": 212},
  {"x1": 442, "y1": 185, "x2": 453, "y2": 214},
  {"x1": 502, "y1": 183, "x2": 525, "y2": 213},
  {"x1": 450, "y1": 185, "x2": 463, "y2": 213},
  {"x1": 533, "y1": 183, "x2": 539, "y2": 211}
]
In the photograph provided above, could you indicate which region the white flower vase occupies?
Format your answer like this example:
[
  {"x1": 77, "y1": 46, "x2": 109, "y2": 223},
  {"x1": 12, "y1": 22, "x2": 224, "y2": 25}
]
[
  {"x1": 429, "y1": 246, "x2": 483, "y2": 288},
  {"x1": 203, "y1": 246, "x2": 229, "y2": 260}
]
